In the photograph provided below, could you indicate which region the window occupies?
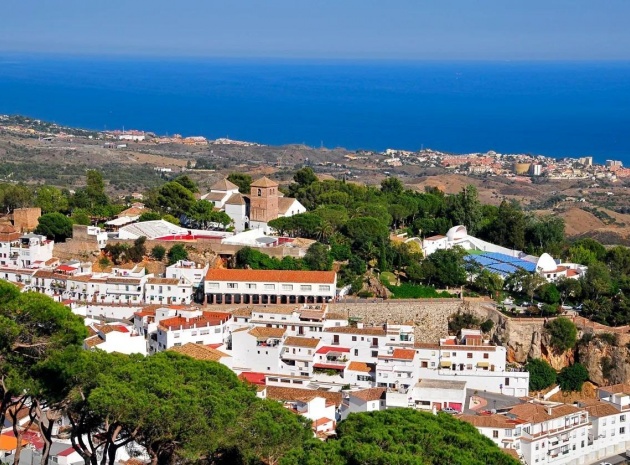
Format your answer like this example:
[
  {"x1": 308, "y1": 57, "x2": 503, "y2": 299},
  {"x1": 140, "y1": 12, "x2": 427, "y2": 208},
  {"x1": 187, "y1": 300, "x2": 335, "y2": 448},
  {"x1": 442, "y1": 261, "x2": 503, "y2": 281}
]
[
  {"x1": 300, "y1": 285, "x2": 312, "y2": 291},
  {"x1": 174, "y1": 343, "x2": 181, "y2": 347},
  {"x1": 622, "y1": 415, "x2": 626, "y2": 422},
  {"x1": 505, "y1": 377, "x2": 510, "y2": 386},
  {"x1": 483, "y1": 353, "x2": 489, "y2": 359},
  {"x1": 246, "y1": 283, "x2": 256, "y2": 289},
  {"x1": 354, "y1": 349, "x2": 358, "y2": 356},
  {"x1": 282, "y1": 284, "x2": 293, "y2": 291},
  {"x1": 622, "y1": 427, "x2": 626, "y2": 435},
  {"x1": 493, "y1": 430, "x2": 499, "y2": 438},
  {"x1": 319, "y1": 285, "x2": 330, "y2": 292},
  {"x1": 352, "y1": 336, "x2": 357, "y2": 341},
  {"x1": 371, "y1": 351, "x2": 378, "y2": 358},
  {"x1": 467, "y1": 353, "x2": 473, "y2": 358},
  {"x1": 207, "y1": 282, "x2": 219, "y2": 289},
  {"x1": 257, "y1": 188, "x2": 262, "y2": 196},
  {"x1": 264, "y1": 284, "x2": 275, "y2": 290},
  {"x1": 505, "y1": 429, "x2": 512, "y2": 437},
  {"x1": 227, "y1": 283, "x2": 237, "y2": 289}
]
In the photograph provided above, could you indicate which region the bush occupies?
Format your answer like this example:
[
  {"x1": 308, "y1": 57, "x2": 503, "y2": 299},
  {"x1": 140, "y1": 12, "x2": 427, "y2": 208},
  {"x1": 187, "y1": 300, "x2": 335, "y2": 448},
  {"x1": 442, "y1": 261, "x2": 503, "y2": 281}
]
[
  {"x1": 151, "y1": 245, "x2": 166, "y2": 261},
  {"x1": 34, "y1": 212, "x2": 73, "y2": 242},
  {"x1": 558, "y1": 363, "x2": 589, "y2": 392},
  {"x1": 545, "y1": 317, "x2": 578, "y2": 352},
  {"x1": 167, "y1": 244, "x2": 188, "y2": 265},
  {"x1": 357, "y1": 290, "x2": 374, "y2": 298},
  {"x1": 448, "y1": 311, "x2": 482, "y2": 335},
  {"x1": 526, "y1": 359, "x2": 557, "y2": 392},
  {"x1": 480, "y1": 319, "x2": 494, "y2": 333},
  {"x1": 597, "y1": 333, "x2": 618, "y2": 346}
]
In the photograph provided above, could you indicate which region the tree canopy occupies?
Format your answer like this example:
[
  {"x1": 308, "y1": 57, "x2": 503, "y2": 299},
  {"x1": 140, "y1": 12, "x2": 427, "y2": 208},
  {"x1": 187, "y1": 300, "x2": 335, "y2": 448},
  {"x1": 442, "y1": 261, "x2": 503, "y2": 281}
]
[{"x1": 34, "y1": 212, "x2": 74, "y2": 242}]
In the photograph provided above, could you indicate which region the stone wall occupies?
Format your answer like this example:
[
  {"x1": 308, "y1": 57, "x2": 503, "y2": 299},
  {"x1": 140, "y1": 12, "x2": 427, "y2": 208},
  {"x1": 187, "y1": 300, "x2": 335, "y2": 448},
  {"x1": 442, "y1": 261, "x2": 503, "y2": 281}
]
[
  {"x1": 329, "y1": 299, "x2": 471, "y2": 342},
  {"x1": 13, "y1": 207, "x2": 41, "y2": 232}
]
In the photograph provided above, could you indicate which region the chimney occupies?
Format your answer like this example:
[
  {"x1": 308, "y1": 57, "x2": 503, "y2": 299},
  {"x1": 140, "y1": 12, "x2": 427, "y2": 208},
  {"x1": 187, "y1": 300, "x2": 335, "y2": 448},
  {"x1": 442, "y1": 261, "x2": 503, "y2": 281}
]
[{"x1": 357, "y1": 322, "x2": 364, "y2": 329}]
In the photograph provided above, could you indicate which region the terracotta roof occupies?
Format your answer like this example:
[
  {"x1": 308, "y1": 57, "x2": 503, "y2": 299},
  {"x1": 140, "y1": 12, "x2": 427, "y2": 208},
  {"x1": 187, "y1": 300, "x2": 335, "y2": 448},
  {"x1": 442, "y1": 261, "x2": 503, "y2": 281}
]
[
  {"x1": 159, "y1": 312, "x2": 231, "y2": 330},
  {"x1": 67, "y1": 274, "x2": 93, "y2": 282},
  {"x1": 169, "y1": 343, "x2": 230, "y2": 362},
  {"x1": 0, "y1": 224, "x2": 16, "y2": 234},
  {"x1": 210, "y1": 178, "x2": 239, "y2": 191},
  {"x1": 283, "y1": 336, "x2": 320, "y2": 348},
  {"x1": 325, "y1": 312, "x2": 347, "y2": 320},
  {"x1": 252, "y1": 306, "x2": 298, "y2": 315},
  {"x1": 95, "y1": 324, "x2": 130, "y2": 334},
  {"x1": 0, "y1": 434, "x2": 28, "y2": 452},
  {"x1": 84, "y1": 335, "x2": 105, "y2": 348},
  {"x1": 225, "y1": 193, "x2": 246, "y2": 206},
  {"x1": 106, "y1": 277, "x2": 142, "y2": 285},
  {"x1": 278, "y1": 197, "x2": 299, "y2": 215},
  {"x1": 117, "y1": 206, "x2": 145, "y2": 217},
  {"x1": 299, "y1": 310, "x2": 326, "y2": 320},
  {"x1": 459, "y1": 414, "x2": 521, "y2": 428},
  {"x1": 316, "y1": 346, "x2": 351, "y2": 354},
  {"x1": 248, "y1": 327, "x2": 286, "y2": 339},
  {"x1": 313, "y1": 417, "x2": 334, "y2": 428},
  {"x1": 231, "y1": 307, "x2": 253, "y2": 318},
  {"x1": 508, "y1": 403, "x2": 582, "y2": 423},
  {"x1": 206, "y1": 268, "x2": 336, "y2": 284},
  {"x1": 347, "y1": 361, "x2": 371, "y2": 372},
  {"x1": 392, "y1": 348, "x2": 415, "y2": 360},
  {"x1": 266, "y1": 386, "x2": 342, "y2": 407},
  {"x1": 580, "y1": 400, "x2": 620, "y2": 418},
  {"x1": 203, "y1": 192, "x2": 227, "y2": 202},
  {"x1": 350, "y1": 387, "x2": 386, "y2": 402},
  {"x1": 325, "y1": 326, "x2": 386, "y2": 336},
  {"x1": 146, "y1": 277, "x2": 180, "y2": 285},
  {"x1": 599, "y1": 383, "x2": 630, "y2": 395},
  {"x1": 251, "y1": 176, "x2": 279, "y2": 188},
  {"x1": 501, "y1": 449, "x2": 521, "y2": 460}
]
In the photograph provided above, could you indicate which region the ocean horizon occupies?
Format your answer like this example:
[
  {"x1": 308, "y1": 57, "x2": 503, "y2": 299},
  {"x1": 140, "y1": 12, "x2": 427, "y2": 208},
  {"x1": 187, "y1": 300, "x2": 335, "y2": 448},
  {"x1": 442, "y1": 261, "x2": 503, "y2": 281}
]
[{"x1": 1, "y1": 54, "x2": 630, "y2": 164}]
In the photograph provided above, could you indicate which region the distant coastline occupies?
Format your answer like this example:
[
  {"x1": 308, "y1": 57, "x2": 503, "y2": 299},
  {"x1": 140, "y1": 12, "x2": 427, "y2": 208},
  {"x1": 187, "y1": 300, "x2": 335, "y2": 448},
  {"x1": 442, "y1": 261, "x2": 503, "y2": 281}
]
[{"x1": 1, "y1": 54, "x2": 630, "y2": 164}]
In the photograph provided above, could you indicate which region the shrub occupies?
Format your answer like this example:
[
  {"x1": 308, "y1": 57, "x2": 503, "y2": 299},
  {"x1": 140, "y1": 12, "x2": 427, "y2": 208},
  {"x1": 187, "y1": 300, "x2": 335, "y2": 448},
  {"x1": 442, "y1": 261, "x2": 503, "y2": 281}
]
[
  {"x1": 526, "y1": 359, "x2": 557, "y2": 392},
  {"x1": 357, "y1": 290, "x2": 374, "y2": 298},
  {"x1": 151, "y1": 245, "x2": 166, "y2": 261},
  {"x1": 480, "y1": 319, "x2": 495, "y2": 333},
  {"x1": 545, "y1": 317, "x2": 578, "y2": 352},
  {"x1": 448, "y1": 311, "x2": 482, "y2": 335},
  {"x1": 558, "y1": 363, "x2": 589, "y2": 392},
  {"x1": 597, "y1": 333, "x2": 618, "y2": 346},
  {"x1": 167, "y1": 244, "x2": 188, "y2": 265},
  {"x1": 386, "y1": 283, "x2": 454, "y2": 299}
]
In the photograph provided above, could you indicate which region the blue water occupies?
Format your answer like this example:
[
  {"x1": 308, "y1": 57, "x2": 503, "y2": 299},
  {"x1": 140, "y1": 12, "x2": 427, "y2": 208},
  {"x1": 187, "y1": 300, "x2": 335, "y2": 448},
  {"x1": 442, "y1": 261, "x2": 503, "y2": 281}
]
[{"x1": 1, "y1": 54, "x2": 630, "y2": 164}]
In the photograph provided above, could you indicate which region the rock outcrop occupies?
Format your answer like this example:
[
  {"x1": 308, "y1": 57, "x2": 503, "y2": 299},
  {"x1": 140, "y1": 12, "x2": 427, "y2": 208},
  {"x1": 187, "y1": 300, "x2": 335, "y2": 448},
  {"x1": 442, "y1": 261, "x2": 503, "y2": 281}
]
[{"x1": 577, "y1": 336, "x2": 630, "y2": 386}]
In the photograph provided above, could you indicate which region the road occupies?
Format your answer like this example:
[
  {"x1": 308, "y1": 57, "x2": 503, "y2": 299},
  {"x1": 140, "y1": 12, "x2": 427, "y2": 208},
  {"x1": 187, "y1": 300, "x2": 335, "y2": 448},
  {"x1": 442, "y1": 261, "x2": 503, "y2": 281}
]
[{"x1": 589, "y1": 452, "x2": 629, "y2": 465}]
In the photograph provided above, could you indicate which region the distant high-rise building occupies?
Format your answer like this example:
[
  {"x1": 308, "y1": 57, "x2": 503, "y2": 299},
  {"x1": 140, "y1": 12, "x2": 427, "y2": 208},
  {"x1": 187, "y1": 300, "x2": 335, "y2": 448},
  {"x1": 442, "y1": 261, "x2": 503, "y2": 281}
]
[
  {"x1": 606, "y1": 159, "x2": 623, "y2": 167},
  {"x1": 578, "y1": 156, "x2": 593, "y2": 166},
  {"x1": 530, "y1": 164, "x2": 542, "y2": 176}
]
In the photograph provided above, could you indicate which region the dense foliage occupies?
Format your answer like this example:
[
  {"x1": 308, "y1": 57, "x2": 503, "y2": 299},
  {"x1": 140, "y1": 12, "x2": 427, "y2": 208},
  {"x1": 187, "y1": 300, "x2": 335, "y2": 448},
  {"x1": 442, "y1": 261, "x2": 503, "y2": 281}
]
[
  {"x1": 557, "y1": 363, "x2": 590, "y2": 392},
  {"x1": 526, "y1": 359, "x2": 557, "y2": 391},
  {"x1": 544, "y1": 317, "x2": 578, "y2": 352},
  {"x1": 280, "y1": 409, "x2": 520, "y2": 465}
]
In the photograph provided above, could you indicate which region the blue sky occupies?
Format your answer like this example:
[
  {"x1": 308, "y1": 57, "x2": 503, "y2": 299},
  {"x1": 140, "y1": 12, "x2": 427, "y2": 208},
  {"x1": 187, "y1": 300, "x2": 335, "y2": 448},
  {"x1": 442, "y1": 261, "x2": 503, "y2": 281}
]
[{"x1": 2, "y1": 0, "x2": 629, "y2": 60}]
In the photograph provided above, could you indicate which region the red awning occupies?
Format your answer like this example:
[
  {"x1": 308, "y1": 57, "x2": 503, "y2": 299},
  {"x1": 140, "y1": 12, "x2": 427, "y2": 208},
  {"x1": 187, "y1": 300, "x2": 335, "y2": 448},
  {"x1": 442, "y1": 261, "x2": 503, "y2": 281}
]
[{"x1": 313, "y1": 363, "x2": 345, "y2": 370}]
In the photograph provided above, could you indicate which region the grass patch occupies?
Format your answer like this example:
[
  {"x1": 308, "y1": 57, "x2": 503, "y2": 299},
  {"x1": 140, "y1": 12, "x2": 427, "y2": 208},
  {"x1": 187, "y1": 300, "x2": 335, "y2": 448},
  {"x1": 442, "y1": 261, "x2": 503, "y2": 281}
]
[{"x1": 386, "y1": 283, "x2": 455, "y2": 299}]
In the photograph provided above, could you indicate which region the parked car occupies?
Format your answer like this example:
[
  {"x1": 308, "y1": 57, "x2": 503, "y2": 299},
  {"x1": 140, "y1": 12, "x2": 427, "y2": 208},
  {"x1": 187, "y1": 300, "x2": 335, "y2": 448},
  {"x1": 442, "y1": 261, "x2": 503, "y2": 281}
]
[
  {"x1": 441, "y1": 407, "x2": 459, "y2": 414},
  {"x1": 503, "y1": 298, "x2": 514, "y2": 305}
]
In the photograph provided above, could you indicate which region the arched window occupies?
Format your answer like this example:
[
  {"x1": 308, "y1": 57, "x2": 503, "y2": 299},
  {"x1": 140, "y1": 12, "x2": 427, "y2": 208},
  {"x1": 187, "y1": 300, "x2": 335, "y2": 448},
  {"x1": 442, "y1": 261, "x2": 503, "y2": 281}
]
[{"x1": 257, "y1": 188, "x2": 262, "y2": 196}]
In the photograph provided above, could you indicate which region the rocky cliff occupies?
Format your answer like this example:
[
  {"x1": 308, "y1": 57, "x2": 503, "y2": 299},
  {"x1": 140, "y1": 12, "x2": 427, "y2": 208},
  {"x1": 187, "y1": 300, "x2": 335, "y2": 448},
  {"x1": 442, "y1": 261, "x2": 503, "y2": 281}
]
[{"x1": 576, "y1": 336, "x2": 630, "y2": 386}]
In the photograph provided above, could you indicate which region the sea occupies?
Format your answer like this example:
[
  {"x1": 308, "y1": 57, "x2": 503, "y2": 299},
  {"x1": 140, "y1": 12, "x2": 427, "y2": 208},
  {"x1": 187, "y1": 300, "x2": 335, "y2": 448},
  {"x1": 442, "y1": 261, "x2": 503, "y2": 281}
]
[{"x1": 1, "y1": 54, "x2": 630, "y2": 164}]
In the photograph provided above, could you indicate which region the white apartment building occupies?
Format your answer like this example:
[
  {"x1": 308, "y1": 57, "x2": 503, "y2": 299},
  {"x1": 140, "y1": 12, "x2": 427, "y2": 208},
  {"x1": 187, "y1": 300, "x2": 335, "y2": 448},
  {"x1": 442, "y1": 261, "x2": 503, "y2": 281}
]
[
  {"x1": 230, "y1": 326, "x2": 286, "y2": 373},
  {"x1": 341, "y1": 388, "x2": 387, "y2": 420},
  {"x1": 145, "y1": 277, "x2": 194, "y2": 305},
  {"x1": 414, "y1": 329, "x2": 529, "y2": 397},
  {"x1": 165, "y1": 260, "x2": 209, "y2": 286},
  {"x1": 509, "y1": 403, "x2": 590, "y2": 465},
  {"x1": 279, "y1": 336, "x2": 320, "y2": 378},
  {"x1": 152, "y1": 307, "x2": 232, "y2": 353},
  {"x1": 204, "y1": 269, "x2": 337, "y2": 305},
  {"x1": 386, "y1": 379, "x2": 467, "y2": 412},
  {"x1": 0, "y1": 230, "x2": 54, "y2": 268}
]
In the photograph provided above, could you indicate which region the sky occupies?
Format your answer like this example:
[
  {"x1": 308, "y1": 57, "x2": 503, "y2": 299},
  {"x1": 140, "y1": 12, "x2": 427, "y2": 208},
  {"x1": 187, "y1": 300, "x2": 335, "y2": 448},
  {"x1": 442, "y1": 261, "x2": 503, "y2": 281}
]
[{"x1": 2, "y1": 0, "x2": 630, "y2": 60}]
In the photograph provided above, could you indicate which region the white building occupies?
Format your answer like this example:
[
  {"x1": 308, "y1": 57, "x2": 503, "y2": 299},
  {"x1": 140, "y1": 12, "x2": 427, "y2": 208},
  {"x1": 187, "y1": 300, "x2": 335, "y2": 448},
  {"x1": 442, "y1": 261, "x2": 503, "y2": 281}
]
[
  {"x1": 341, "y1": 388, "x2": 387, "y2": 420},
  {"x1": 83, "y1": 323, "x2": 147, "y2": 355},
  {"x1": 152, "y1": 307, "x2": 232, "y2": 353},
  {"x1": 145, "y1": 277, "x2": 194, "y2": 305},
  {"x1": 387, "y1": 379, "x2": 467, "y2": 412},
  {"x1": 165, "y1": 260, "x2": 209, "y2": 286},
  {"x1": 204, "y1": 269, "x2": 337, "y2": 305},
  {"x1": 414, "y1": 329, "x2": 529, "y2": 397},
  {"x1": 0, "y1": 229, "x2": 54, "y2": 269}
]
